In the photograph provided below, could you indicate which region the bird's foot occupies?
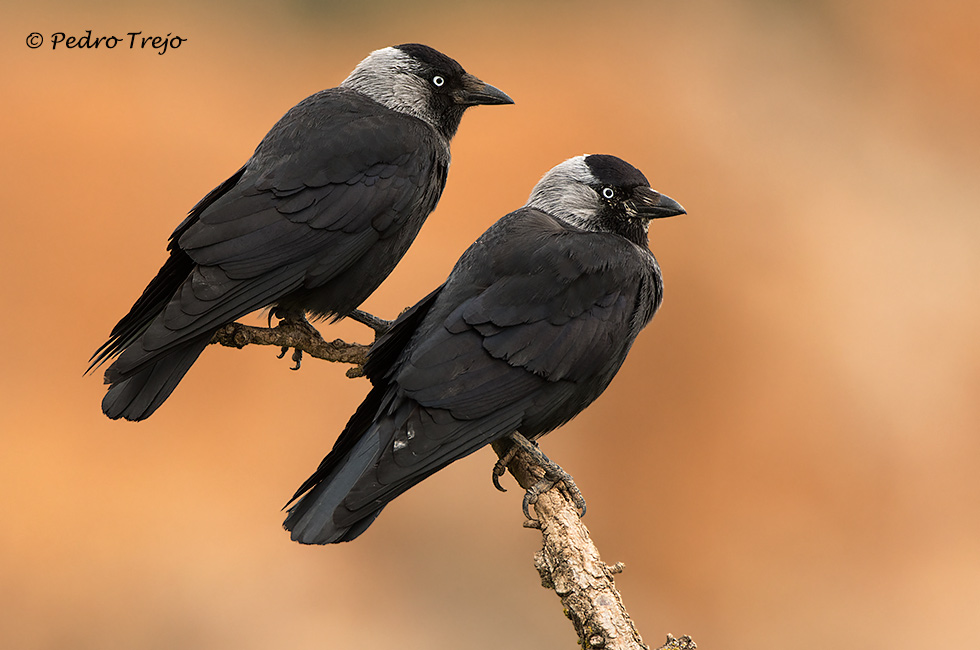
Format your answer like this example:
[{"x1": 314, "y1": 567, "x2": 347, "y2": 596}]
[
  {"x1": 276, "y1": 346, "x2": 305, "y2": 370},
  {"x1": 522, "y1": 460, "x2": 586, "y2": 521},
  {"x1": 271, "y1": 309, "x2": 324, "y2": 371},
  {"x1": 495, "y1": 433, "x2": 587, "y2": 520},
  {"x1": 348, "y1": 309, "x2": 394, "y2": 338}
]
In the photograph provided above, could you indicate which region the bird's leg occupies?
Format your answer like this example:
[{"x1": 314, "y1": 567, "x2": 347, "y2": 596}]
[
  {"x1": 500, "y1": 432, "x2": 587, "y2": 520},
  {"x1": 271, "y1": 308, "x2": 324, "y2": 370},
  {"x1": 348, "y1": 309, "x2": 394, "y2": 338}
]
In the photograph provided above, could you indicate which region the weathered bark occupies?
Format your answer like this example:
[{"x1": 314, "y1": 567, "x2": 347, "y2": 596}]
[
  {"x1": 492, "y1": 439, "x2": 695, "y2": 650},
  {"x1": 656, "y1": 634, "x2": 697, "y2": 650}
]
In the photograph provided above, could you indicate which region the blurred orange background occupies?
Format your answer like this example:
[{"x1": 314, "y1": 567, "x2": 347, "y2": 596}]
[{"x1": 3, "y1": 1, "x2": 979, "y2": 648}]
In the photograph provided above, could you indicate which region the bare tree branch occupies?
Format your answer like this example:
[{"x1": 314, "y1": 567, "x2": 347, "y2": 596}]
[
  {"x1": 209, "y1": 319, "x2": 370, "y2": 377},
  {"x1": 492, "y1": 439, "x2": 695, "y2": 650},
  {"x1": 210, "y1": 315, "x2": 695, "y2": 649}
]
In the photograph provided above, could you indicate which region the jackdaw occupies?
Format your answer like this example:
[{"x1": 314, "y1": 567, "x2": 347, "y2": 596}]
[
  {"x1": 284, "y1": 154, "x2": 685, "y2": 544},
  {"x1": 88, "y1": 44, "x2": 513, "y2": 421}
]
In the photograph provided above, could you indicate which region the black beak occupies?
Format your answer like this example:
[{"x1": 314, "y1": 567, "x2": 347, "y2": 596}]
[
  {"x1": 628, "y1": 186, "x2": 686, "y2": 220},
  {"x1": 456, "y1": 73, "x2": 514, "y2": 106}
]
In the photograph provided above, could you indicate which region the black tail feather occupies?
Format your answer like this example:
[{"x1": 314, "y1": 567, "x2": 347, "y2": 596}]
[
  {"x1": 101, "y1": 333, "x2": 212, "y2": 421},
  {"x1": 283, "y1": 429, "x2": 385, "y2": 544}
]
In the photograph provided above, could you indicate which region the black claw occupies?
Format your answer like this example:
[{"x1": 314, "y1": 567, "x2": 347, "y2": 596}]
[
  {"x1": 290, "y1": 348, "x2": 303, "y2": 370},
  {"x1": 277, "y1": 346, "x2": 288, "y2": 359},
  {"x1": 491, "y1": 440, "x2": 521, "y2": 493},
  {"x1": 492, "y1": 463, "x2": 507, "y2": 493},
  {"x1": 522, "y1": 491, "x2": 536, "y2": 520}
]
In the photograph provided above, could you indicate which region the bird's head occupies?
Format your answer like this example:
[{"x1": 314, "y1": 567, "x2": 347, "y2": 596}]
[
  {"x1": 526, "y1": 154, "x2": 686, "y2": 246},
  {"x1": 342, "y1": 44, "x2": 513, "y2": 139}
]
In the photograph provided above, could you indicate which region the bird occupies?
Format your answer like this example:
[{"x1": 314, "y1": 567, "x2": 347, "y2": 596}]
[
  {"x1": 87, "y1": 43, "x2": 513, "y2": 421},
  {"x1": 283, "y1": 154, "x2": 685, "y2": 544}
]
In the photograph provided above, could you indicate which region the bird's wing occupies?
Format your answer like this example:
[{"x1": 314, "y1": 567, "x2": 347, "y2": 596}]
[
  {"x1": 396, "y1": 210, "x2": 648, "y2": 420},
  {"x1": 180, "y1": 101, "x2": 442, "y2": 283},
  {"x1": 110, "y1": 97, "x2": 443, "y2": 375}
]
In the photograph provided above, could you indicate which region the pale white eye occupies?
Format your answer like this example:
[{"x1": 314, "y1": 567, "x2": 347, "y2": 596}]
[
  {"x1": 432, "y1": 75, "x2": 445, "y2": 87},
  {"x1": 601, "y1": 187, "x2": 615, "y2": 199}
]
